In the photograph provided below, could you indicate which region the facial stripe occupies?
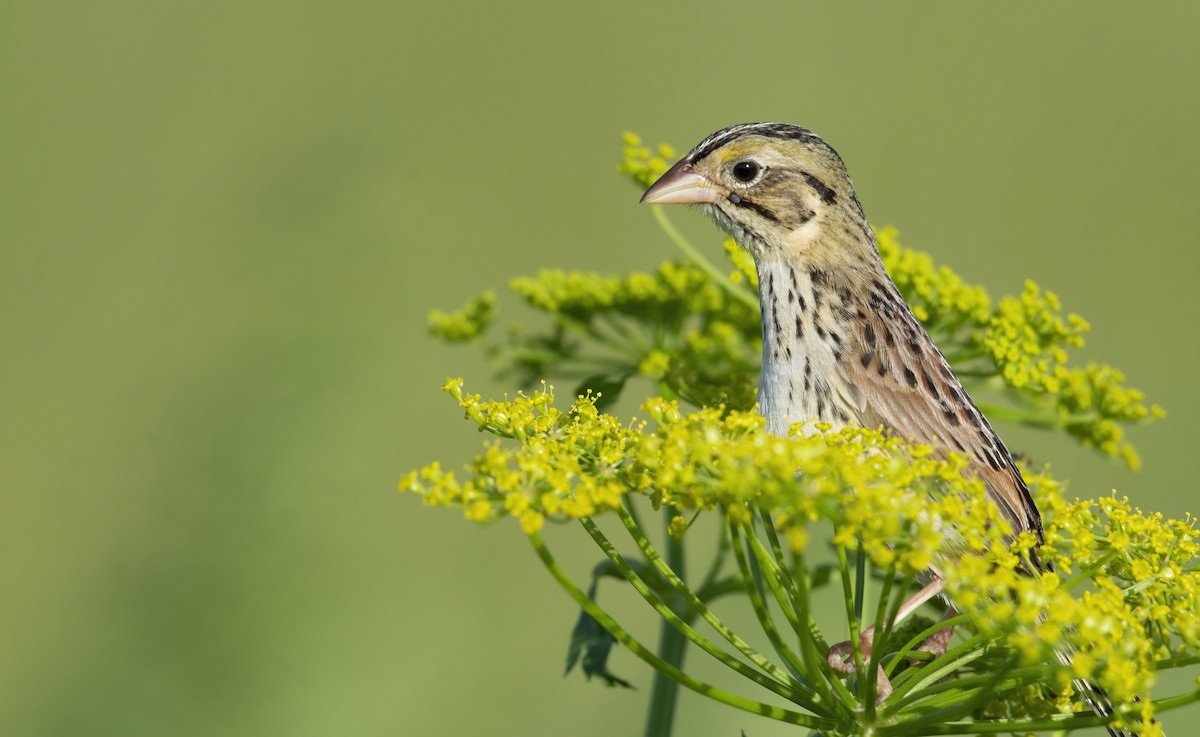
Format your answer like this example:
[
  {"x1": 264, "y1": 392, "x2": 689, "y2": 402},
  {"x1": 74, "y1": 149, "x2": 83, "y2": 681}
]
[
  {"x1": 727, "y1": 194, "x2": 780, "y2": 223},
  {"x1": 802, "y1": 172, "x2": 838, "y2": 205}
]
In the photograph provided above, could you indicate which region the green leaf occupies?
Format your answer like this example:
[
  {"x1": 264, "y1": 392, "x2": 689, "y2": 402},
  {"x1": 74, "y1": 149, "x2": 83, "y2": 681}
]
[
  {"x1": 564, "y1": 609, "x2": 633, "y2": 689},
  {"x1": 565, "y1": 561, "x2": 637, "y2": 689}
]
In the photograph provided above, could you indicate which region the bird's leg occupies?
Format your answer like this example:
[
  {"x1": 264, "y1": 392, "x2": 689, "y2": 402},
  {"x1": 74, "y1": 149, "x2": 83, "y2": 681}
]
[
  {"x1": 826, "y1": 577, "x2": 947, "y2": 702},
  {"x1": 914, "y1": 607, "x2": 958, "y2": 659}
]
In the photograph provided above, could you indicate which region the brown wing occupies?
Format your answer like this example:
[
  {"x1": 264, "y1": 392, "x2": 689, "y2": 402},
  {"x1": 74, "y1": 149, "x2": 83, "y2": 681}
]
[{"x1": 841, "y1": 280, "x2": 1043, "y2": 542}]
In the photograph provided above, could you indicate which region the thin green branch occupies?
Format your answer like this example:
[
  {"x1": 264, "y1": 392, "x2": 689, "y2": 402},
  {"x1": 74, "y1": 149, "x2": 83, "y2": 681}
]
[
  {"x1": 855, "y1": 544, "x2": 868, "y2": 625},
  {"x1": 755, "y1": 512, "x2": 830, "y2": 651},
  {"x1": 551, "y1": 313, "x2": 639, "y2": 357},
  {"x1": 694, "y1": 577, "x2": 746, "y2": 604},
  {"x1": 526, "y1": 531, "x2": 834, "y2": 730},
  {"x1": 650, "y1": 206, "x2": 758, "y2": 309},
  {"x1": 880, "y1": 694, "x2": 1188, "y2": 737},
  {"x1": 756, "y1": 511, "x2": 800, "y2": 605},
  {"x1": 1156, "y1": 654, "x2": 1200, "y2": 670},
  {"x1": 885, "y1": 613, "x2": 973, "y2": 679},
  {"x1": 898, "y1": 663, "x2": 1050, "y2": 711},
  {"x1": 942, "y1": 347, "x2": 991, "y2": 365},
  {"x1": 973, "y1": 402, "x2": 1102, "y2": 429},
  {"x1": 728, "y1": 520, "x2": 803, "y2": 669},
  {"x1": 578, "y1": 517, "x2": 824, "y2": 712},
  {"x1": 615, "y1": 505, "x2": 807, "y2": 699},
  {"x1": 864, "y1": 561, "x2": 898, "y2": 722},
  {"x1": 886, "y1": 634, "x2": 992, "y2": 712},
  {"x1": 1061, "y1": 549, "x2": 1120, "y2": 590},
  {"x1": 644, "y1": 508, "x2": 686, "y2": 737},
  {"x1": 743, "y1": 527, "x2": 805, "y2": 638},
  {"x1": 790, "y1": 548, "x2": 836, "y2": 694},
  {"x1": 729, "y1": 520, "x2": 857, "y2": 716},
  {"x1": 697, "y1": 515, "x2": 732, "y2": 594},
  {"x1": 835, "y1": 542, "x2": 867, "y2": 675}
]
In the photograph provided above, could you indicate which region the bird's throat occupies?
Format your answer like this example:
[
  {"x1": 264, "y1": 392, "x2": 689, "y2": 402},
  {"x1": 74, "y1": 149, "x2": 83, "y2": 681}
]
[{"x1": 755, "y1": 258, "x2": 858, "y2": 437}]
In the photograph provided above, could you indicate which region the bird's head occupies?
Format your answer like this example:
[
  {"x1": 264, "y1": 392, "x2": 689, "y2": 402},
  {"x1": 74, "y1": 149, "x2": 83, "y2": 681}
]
[{"x1": 641, "y1": 123, "x2": 869, "y2": 265}]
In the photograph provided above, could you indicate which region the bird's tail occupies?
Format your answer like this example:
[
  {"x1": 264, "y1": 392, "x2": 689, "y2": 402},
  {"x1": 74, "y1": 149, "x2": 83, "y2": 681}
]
[{"x1": 1055, "y1": 646, "x2": 1149, "y2": 737}]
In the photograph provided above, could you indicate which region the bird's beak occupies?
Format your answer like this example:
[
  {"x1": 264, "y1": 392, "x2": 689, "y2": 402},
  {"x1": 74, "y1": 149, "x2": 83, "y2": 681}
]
[{"x1": 640, "y1": 157, "x2": 723, "y2": 205}]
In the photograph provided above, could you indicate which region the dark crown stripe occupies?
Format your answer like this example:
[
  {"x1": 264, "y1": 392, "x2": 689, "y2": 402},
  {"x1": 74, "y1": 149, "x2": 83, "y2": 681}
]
[{"x1": 690, "y1": 122, "x2": 825, "y2": 163}]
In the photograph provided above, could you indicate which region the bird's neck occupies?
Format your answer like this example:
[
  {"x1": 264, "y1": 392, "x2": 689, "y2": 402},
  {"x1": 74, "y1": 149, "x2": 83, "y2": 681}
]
[{"x1": 754, "y1": 257, "x2": 865, "y2": 437}]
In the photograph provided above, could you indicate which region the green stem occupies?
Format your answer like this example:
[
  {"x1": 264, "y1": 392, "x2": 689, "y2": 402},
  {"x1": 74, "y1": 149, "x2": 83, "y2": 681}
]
[
  {"x1": 943, "y1": 347, "x2": 991, "y2": 364},
  {"x1": 835, "y1": 542, "x2": 866, "y2": 674},
  {"x1": 886, "y1": 634, "x2": 991, "y2": 712},
  {"x1": 743, "y1": 528, "x2": 806, "y2": 638},
  {"x1": 576, "y1": 517, "x2": 823, "y2": 714},
  {"x1": 899, "y1": 663, "x2": 1049, "y2": 709},
  {"x1": 756, "y1": 511, "x2": 800, "y2": 606},
  {"x1": 885, "y1": 663, "x2": 1012, "y2": 735},
  {"x1": 864, "y1": 562, "x2": 898, "y2": 723},
  {"x1": 697, "y1": 516, "x2": 731, "y2": 594},
  {"x1": 645, "y1": 613, "x2": 685, "y2": 737},
  {"x1": 1062, "y1": 549, "x2": 1119, "y2": 590},
  {"x1": 754, "y1": 513, "x2": 831, "y2": 650},
  {"x1": 552, "y1": 313, "x2": 638, "y2": 357},
  {"x1": 729, "y1": 521, "x2": 856, "y2": 716},
  {"x1": 791, "y1": 548, "x2": 839, "y2": 700},
  {"x1": 650, "y1": 206, "x2": 758, "y2": 309},
  {"x1": 644, "y1": 508, "x2": 686, "y2": 737},
  {"x1": 615, "y1": 506, "x2": 810, "y2": 703},
  {"x1": 973, "y1": 402, "x2": 1100, "y2": 429},
  {"x1": 972, "y1": 402, "x2": 1054, "y2": 427},
  {"x1": 854, "y1": 544, "x2": 867, "y2": 625},
  {"x1": 878, "y1": 690, "x2": 1200, "y2": 737},
  {"x1": 1156, "y1": 654, "x2": 1200, "y2": 670},
  {"x1": 885, "y1": 613, "x2": 973, "y2": 679},
  {"x1": 738, "y1": 523, "x2": 859, "y2": 715},
  {"x1": 728, "y1": 520, "x2": 802, "y2": 669},
  {"x1": 526, "y1": 531, "x2": 833, "y2": 731}
]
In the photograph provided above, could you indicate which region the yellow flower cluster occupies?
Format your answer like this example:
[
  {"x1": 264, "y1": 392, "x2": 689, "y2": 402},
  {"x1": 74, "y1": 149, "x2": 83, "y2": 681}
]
[
  {"x1": 1038, "y1": 482, "x2": 1200, "y2": 654},
  {"x1": 617, "y1": 132, "x2": 675, "y2": 189},
  {"x1": 724, "y1": 237, "x2": 757, "y2": 287},
  {"x1": 402, "y1": 379, "x2": 1198, "y2": 728},
  {"x1": 427, "y1": 290, "x2": 496, "y2": 342},
  {"x1": 403, "y1": 379, "x2": 995, "y2": 576},
  {"x1": 399, "y1": 379, "x2": 632, "y2": 532},
  {"x1": 939, "y1": 473, "x2": 1195, "y2": 733},
  {"x1": 1056, "y1": 363, "x2": 1167, "y2": 469},
  {"x1": 510, "y1": 262, "x2": 732, "y2": 319},
  {"x1": 506, "y1": 262, "x2": 761, "y2": 408},
  {"x1": 981, "y1": 281, "x2": 1085, "y2": 392}
]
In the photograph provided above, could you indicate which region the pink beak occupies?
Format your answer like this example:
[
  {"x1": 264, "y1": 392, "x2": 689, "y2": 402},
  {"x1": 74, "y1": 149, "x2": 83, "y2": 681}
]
[{"x1": 640, "y1": 157, "x2": 724, "y2": 205}]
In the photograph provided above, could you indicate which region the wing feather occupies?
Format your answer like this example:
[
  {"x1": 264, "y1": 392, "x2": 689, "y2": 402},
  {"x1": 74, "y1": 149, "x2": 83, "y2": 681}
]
[{"x1": 840, "y1": 286, "x2": 1043, "y2": 542}]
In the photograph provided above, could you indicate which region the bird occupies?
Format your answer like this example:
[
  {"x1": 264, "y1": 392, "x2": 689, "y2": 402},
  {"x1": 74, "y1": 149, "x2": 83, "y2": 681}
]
[{"x1": 640, "y1": 122, "x2": 1135, "y2": 736}]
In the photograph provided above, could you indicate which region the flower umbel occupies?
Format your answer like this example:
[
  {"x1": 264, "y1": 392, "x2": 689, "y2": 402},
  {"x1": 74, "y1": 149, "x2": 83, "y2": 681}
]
[{"x1": 403, "y1": 380, "x2": 1195, "y2": 735}]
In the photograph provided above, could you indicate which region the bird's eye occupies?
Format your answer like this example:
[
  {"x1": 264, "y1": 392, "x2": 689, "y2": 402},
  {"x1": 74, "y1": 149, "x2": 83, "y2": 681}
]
[{"x1": 732, "y1": 160, "x2": 761, "y2": 183}]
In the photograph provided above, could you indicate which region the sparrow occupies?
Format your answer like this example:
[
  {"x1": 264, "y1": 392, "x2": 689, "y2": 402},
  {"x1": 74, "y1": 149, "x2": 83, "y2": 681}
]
[{"x1": 641, "y1": 122, "x2": 1133, "y2": 736}]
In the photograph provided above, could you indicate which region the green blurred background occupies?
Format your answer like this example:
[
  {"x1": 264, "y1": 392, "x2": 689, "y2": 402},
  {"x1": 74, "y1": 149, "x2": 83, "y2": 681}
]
[{"x1": 3, "y1": 2, "x2": 1197, "y2": 735}]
